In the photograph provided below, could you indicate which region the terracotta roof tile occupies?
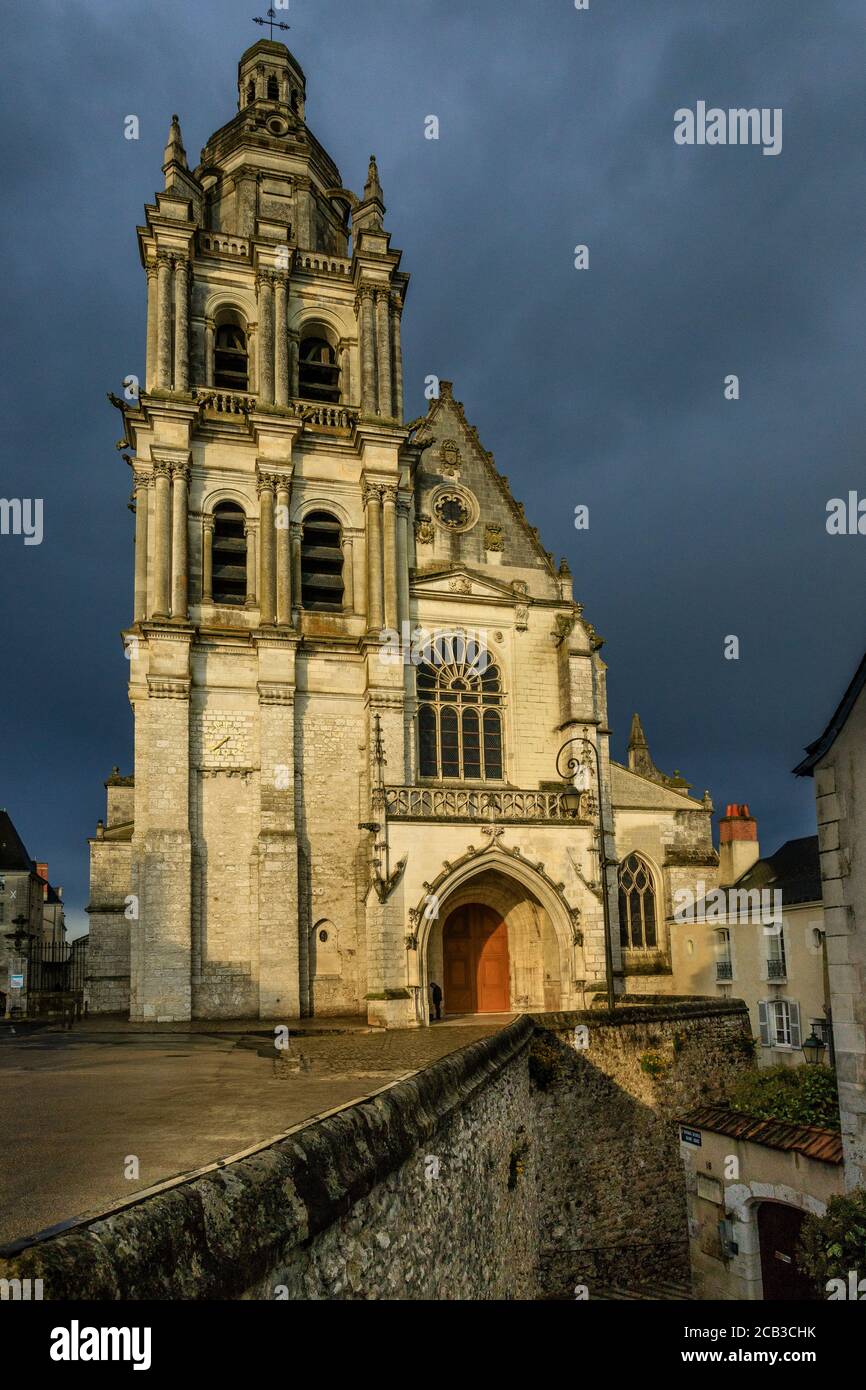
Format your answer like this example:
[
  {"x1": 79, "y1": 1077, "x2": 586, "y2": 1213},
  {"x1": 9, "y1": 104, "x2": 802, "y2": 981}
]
[{"x1": 678, "y1": 1105, "x2": 842, "y2": 1164}]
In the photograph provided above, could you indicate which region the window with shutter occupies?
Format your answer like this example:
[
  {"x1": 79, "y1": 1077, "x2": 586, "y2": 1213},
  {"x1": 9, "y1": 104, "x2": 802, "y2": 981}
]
[
  {"x1": 789, "y1": 1001, "x2": 802, "y2": 1049},
  {"x1": 758, "y1": 999, "x2": 770, "y2": 1046}
]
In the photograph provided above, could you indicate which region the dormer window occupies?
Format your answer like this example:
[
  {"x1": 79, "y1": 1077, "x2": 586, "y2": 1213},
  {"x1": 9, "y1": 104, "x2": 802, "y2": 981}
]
[
  {"x1": 214, "y1": 322, "x2": 248, "y2": 391},
  {"x1": 299, "y1": 337, "x2": 340, "y2": 404}
]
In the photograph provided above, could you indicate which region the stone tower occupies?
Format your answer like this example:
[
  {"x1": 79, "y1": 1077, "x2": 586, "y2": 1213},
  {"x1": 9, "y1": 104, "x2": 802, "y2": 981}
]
[
  {"x1": 89, "y1": 39, "x2": 719, "y2": 1027},
  {"x1": 112, "y1": 40, "x2": 410, "y2": 1021}
]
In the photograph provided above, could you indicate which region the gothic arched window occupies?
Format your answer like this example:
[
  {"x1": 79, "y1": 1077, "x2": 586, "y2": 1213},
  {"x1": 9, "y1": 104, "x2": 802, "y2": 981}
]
[
  {"x1": 299, "y1": 336, "x2": 340, "y2": 403},
  {"x1": 267, "y1": 75, "x2": 279, "y2": 101},
  {"x1": 211, "y1": 502, "x2": 247, "y2": 606},
  {"x1": 618, "y1": 853, "x2": 657, "y2": 949},
  {"x1": 214, "y1": 322, "x2": 248, "y2": 391},
  {"x1": 417, "y1": 637, "x2": 503, "y2": 781},
  {"x1": 246, "y1": 80, "x2": 256, "y2": 106},
  {"x1": 301, "y1": 511, "x2": 344, "y2": 611}
]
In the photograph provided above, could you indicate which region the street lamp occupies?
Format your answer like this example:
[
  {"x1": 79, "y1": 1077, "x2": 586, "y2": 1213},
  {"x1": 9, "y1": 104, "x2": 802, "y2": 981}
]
[
  {"x1": 556, "y1": 727, "x2": 616, "y2": 1011},
  {"x1": 801, "y1": 1029, "x2": 827, "y2": 1067}
]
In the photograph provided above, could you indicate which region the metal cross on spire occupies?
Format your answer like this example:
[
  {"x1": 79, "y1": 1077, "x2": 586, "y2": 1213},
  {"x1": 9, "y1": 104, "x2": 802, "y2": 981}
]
[{"x1": 253, "y1": 7, "x2": 291, "y2": 41}]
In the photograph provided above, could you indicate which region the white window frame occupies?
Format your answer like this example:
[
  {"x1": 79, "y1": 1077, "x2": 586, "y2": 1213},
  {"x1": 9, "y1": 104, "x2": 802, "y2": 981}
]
[{"x1": 758, "y1": 997, "x2": 801, "y2": 1050}]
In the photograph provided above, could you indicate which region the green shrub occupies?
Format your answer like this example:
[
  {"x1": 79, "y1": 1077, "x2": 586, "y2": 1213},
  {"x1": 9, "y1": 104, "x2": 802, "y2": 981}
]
[
  {"x1": 725, "y1": 1064, "x2": 839, "y2": 1129},
  {"x1": 799, "y1": 1190, "x2": 866, "y2": 1285}
]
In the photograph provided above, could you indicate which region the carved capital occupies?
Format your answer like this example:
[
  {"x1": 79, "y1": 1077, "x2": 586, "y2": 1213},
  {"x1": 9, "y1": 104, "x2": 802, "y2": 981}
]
[
  {"x1": 170, "y1": 461, "x2": 191, "y2": 485},
  {"x1": 151, "y1": 459, "x2": 172, "y2": 481}
]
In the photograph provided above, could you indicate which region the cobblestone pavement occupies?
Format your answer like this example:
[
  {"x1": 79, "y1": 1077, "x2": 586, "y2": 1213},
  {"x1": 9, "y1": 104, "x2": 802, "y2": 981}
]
[{"x1": 0, "y1": 1018, "x2": 512, "y2": 1246}]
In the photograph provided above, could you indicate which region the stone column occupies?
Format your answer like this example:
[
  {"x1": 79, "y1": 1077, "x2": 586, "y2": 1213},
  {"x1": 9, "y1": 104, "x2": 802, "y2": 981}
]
[
  {"x1": 382, "y1": 486, "x2": 398, "y2": 631},
  {"x1": 202, "y1": 516, "x2": 213, "y2": 603},
  {"x1": 358, "y1": 287, "x2": 376, "y2": 414},
  {"x1": 376, "y1": 289, "x2": 392, "y2": 417},
  {"x1": 396, "y1": 497, "x2": 410, "y2": 627},
  {"x1": 173, "y1": 258, "x2": 190, "y2": 393},
  {"x1": 275, "y1": 476, "x2": 292, "y2": 625},
  {"x1": 145, "y1": 263, "x2": 159, "y2": 392},
  {"x1": 204, "y1": 318, "x2": 215, "y2": 388},
  {"x1": 274, "y1": 275, "x2": 289, "y2": 407},
  {"x1": 170, "y1": 463, "x2": 189, "y2": 619},
  {"x1": 365, "y1": 484, "x2": 384, "y2": 632},
  {"x1": 258, "y1": 471, "x2": 276, "y2": 626},
  {"x1": 156, "y1": 254, "x2": 173, "y2": 390},
  {"x1": 151, "y1": 461, "x2": 172, "y2": 618},
  {"x1": 244, "y1": 521, "x2": 257, "y2": 607},
  {"x1": 342, "y1": 535, "x2": 354, "y2": 612},
  {"x1": 291, "y1": 523, "x2": 303, "y2": 613},
  {"x1": 391, "y1": 294, "x2": 404, "y2": 421},
  {"x1": 257, "y1": 273, "x2": 275, "y2": 405},
  {"x1": 133, "y1": 471, "x2": 150, "y2": 622},
  {"x1": 340, "y1": 342, "x2": 351, "y2": 404},
  {"x1": 289, "y1": 332, "x2": 299, "y2": 399}
]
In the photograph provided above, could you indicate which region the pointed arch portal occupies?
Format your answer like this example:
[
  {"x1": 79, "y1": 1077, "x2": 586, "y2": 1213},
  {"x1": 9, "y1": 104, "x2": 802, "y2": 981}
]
[{"x1": 423, "y1": 856, "x2": 576, "y2": 1017}]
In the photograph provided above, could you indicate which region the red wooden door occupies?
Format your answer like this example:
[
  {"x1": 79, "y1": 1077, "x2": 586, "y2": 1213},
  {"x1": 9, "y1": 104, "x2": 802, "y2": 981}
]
[{"x1": 443, "y1": 905, "x2": 510, "y2": 1014}]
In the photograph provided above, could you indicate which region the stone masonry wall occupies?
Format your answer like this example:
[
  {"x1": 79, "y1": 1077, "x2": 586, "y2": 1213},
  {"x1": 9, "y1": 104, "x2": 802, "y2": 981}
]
[
  {"x1": 530, "y1": 999, "x2": 753, "y2": 1296},
  {"x1": 0, "y1": 1002, "x2": 752, "y2": 1299}
]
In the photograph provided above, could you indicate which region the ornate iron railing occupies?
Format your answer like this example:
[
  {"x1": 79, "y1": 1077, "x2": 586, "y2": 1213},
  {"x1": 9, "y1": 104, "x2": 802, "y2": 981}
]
[
  {"x1": 767, "y1": 957, "x2": 787, "y2": 980},
  {"x1": 382, "y1": 785, "x2": 594, "y2": 824},
  {"x1": 715, "y1": 959, "x2": 733, "y2": 980}
]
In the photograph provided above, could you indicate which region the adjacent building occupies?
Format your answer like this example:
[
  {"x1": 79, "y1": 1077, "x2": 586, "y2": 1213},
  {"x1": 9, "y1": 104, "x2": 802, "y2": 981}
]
[
  {"x1": 0, "y1": 810, "x2": 67, "y2": 1015},
  {"x1": 795, "y1": 648, "x2": 866, "y2": 1189},
  {"x1": 669, "y1": 807, "x2": 828, "y2": 1068}
]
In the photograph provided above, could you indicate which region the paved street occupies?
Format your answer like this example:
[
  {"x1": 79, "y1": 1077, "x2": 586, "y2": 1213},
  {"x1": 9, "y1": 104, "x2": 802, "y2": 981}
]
[{"x1": 0, "y1": 1018, "x2": 509, "y2": 1247}]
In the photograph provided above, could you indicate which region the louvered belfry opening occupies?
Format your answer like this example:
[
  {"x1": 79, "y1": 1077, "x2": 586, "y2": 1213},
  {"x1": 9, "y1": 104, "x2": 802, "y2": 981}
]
[
  {"x1": 212, "y1": 502, "x2": 247, "y2": 606},
  {"x1": 299, "y1": 337, "x2": 340, "y2": 403},
  {"x1": 301, "y1": 511, "x2": 344, "y2": 611}
]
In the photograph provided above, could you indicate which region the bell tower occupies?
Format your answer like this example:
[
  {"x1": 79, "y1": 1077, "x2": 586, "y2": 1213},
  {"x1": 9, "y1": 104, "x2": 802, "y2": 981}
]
[{"x1": 113, "y1": 39, "x2": 413, "y2": 1021}]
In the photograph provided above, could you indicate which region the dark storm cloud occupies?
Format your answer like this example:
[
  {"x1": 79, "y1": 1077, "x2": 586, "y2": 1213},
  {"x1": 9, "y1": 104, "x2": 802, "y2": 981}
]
[{"x1": 1, "y1": 0, "x2": 864, "y2": 931}]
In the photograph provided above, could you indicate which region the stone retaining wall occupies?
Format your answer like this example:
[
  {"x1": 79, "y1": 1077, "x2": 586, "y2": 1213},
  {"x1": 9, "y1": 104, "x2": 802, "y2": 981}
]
[{"x1": 0, "y1": 999, "x2": 752, "y2": 1300}]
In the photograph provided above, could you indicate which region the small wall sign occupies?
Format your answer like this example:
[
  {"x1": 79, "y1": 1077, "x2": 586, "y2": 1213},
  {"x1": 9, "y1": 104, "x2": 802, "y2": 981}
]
[{"x1": 680, "y1": 1126, "x2": 702, "y2": 1146}]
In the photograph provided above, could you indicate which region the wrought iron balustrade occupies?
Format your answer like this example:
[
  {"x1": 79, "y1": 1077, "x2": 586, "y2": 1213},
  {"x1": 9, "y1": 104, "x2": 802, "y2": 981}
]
[
  {"x1": 767, "y1": 957, "x2": 787, "y2": 980},
  {"x1": 715, "y1": 959, "x2": 733, "y2": 980}
]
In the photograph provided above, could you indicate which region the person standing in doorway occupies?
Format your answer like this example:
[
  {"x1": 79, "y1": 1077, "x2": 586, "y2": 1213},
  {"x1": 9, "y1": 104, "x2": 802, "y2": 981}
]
[{"x1": 429, "y1": 981, "x2": 443, "y2": 1021}]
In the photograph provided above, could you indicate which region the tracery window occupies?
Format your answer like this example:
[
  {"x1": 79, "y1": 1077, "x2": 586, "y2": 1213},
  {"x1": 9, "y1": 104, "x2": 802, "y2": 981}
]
[
  {"x1": 618, "y1": 853, "x2": 657, "y2": 949},
  {"x1": 417, "y1": 636, "x2": 503, "y2": 781}
]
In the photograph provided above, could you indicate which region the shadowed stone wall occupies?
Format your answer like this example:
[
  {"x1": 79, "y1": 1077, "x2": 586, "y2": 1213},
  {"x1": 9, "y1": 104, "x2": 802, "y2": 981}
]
[{"x1": 0, "y1": 1000, "x2": 751, "y2": 1300}]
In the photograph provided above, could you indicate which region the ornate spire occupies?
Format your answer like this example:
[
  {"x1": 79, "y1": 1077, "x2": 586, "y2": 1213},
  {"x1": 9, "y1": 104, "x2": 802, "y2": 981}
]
[
  {"x1": 163, "y1": 114, "x2": 187, "y2": 174},
  {"x1": 627, "y1": 713, "x2": 691, "y2": 791},
  {"x1": 364, "y1": 154, "x2": 383, "y2": 203}
]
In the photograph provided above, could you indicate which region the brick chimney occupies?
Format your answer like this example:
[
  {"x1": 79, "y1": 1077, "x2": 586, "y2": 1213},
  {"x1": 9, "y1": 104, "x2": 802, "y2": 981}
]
[{"x1": 718, "y1": 804, "x2": 760, "y2": 885}]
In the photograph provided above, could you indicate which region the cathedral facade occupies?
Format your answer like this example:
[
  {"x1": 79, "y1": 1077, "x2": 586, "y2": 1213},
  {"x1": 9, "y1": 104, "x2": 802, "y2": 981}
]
[{"x1": 87, "y1": 40, "x2": 719, "y2": 1027}]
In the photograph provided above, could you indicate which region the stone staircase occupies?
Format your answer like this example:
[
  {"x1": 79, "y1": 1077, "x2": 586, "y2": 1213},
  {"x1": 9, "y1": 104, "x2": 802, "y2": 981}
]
[{"x1": 594, "y1": 1280, "x2": 692, "y2": 1301}]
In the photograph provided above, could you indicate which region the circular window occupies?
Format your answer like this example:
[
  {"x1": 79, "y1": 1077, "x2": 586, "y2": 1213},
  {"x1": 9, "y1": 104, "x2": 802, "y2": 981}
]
[
  {"x1": 269, "y1": 118, "x2": 286, "y2": 136},
  {"x1": 318, "y1": 929, "x2": 329, "y2": 944},
  {"x1": 431, "y1": 485, "x2": 478, "y2": 534}
]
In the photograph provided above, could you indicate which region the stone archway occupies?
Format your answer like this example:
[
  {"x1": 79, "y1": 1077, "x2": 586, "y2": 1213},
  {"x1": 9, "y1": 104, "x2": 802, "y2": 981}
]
[{"x1": 426, "y1": 865, "x2": 566, "y2": 1017}]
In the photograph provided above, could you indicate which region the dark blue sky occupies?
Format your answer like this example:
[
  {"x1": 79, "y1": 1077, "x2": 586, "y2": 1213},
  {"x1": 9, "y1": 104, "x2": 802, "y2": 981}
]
[{"x1": 2, "y1": 0, "x2": 864, "y2": 935}]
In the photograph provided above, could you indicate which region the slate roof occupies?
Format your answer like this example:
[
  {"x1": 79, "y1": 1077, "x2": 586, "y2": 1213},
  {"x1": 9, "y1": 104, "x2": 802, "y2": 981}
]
[
  {"x1": 734, "y1": 835, "x2": 822, "y2": 906},
  {"x1": 0, "y1": 810, "x2": 34, "y2": 873},
  {"x1": 678, "y1": 1105, "x2": 842, "y2": 1165},
  {"x1": 794, "y1": 647, "x2": 866, "y2": 775}
]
